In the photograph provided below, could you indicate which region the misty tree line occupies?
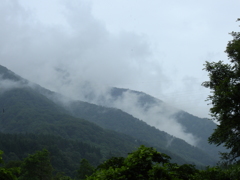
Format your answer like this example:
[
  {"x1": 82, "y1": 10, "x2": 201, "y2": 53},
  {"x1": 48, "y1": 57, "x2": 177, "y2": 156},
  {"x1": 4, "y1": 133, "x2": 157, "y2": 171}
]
[{"x1": 1, "y1": 145, "x2": 240, "y2": 180}]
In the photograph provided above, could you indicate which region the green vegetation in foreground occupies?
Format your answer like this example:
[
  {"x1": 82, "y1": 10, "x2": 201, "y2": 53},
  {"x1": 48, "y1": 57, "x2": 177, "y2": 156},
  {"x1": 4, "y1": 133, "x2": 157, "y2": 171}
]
[
  {"x1": 87, "y1": 145, "x2": 240, "y2": 180},
  {"x1": 202, "y1": 19, "x2": 240, "y2": 163},
  {"x1": 1, "y1": 145, "x2": 240, "y2": 180},
  {"x1": 0, "y1": 133, "x2": 102, "y2": 177}
]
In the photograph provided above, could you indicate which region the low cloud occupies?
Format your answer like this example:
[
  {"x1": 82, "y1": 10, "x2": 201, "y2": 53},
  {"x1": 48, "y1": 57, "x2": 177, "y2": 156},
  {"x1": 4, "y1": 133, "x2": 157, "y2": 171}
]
[
  {"x1": 0, "y1": 0, "x2": 162, "y2": 96},
  {"x1": 76, "y1": 88, "x2": 199, "y2": 146},
  {"x1": 0, "y1": 76, "x2": 25, "y2": 94},
  {"x1": 0, "y1": 1, "x2": 206, "y2": 145},
  {"x1": 110, "y1": 91, "x2": 199, "y2": 146}
]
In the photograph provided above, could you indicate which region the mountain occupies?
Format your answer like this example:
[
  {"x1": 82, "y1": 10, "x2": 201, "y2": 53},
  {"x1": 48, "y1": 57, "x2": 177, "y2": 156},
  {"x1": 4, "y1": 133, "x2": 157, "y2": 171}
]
[
  {"x1": 110, "y1": 88, "x2": 226, "y2": 160},
  {"x1": 30, "y1": 71, "x2": 221, "y2": 165},
  {"x1": 173, "y1": 111, "x2": 226, "y2": 160},
  {"x1": 0, "y1": 132, "x2": 102, "y2": 176},
  {"x1": 0, "y1": 64, "x2": 222, "y2": 169},
  {"x1": 0, "y1": 87, "x2": 143, "y2": 156},
  {"x1": 67, "y1": 88, "x2": 226, "y2": 159},
  {"x1": 106, "y1": 88, "x2": 225, "y2": 159},
  {"x1": 58, "y1": 100, "x2": 217, "y2": 166}
]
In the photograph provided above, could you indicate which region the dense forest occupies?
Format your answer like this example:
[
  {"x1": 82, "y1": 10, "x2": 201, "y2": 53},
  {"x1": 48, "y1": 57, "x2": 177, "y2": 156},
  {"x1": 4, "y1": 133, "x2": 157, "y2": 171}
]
[{"x1": 1, "y1": 145, "x2": 240, "y2": 179}]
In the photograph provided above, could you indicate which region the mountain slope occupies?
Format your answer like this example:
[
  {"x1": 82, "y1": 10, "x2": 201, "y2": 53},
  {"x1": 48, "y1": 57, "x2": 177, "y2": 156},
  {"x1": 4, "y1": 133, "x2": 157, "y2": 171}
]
[
  {"x1": 0, "y1": 64, "x2": 219, "y2": 166},
  {"x1": 58, "y1": 100, "x2": 217, "y2": 166},
  {"x1": 173, "y1": 111, "x2": 226, "y2": 159},
  {"x1": 0, "y1": 87, "x2": 144, "y2": 157},
  {"x1": 0, "y1": 68, "x2": 189, "y2": 166},
  {"x1": 0, "y1": 133, "x2": 102, "y2": 176},
  {"x1": 107, "y1": 87, "x2": 226, "y2": 159},
  {"x1": 80, "y1": 87, "x2": 225, "y2": 160}
]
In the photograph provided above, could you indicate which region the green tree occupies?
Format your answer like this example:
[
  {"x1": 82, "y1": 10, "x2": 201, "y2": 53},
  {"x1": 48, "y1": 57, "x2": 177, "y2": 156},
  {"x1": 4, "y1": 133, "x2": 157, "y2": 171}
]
[
  {"x1": 202, "y1": 19, "x2": 240, "y2": 163},
  {"x1": 97, "y1": 157, "x2": 125, "y2": 170},
  {"x1": 19, "y1": 149, "x2": 53, "y2": 180},
  {"x1": 77, "y1": 159, "x2": 95, "y2": 180},
  {"x1": 52, "y1": 172, "x2": 73, "y2": 180},
  {"x1": 87, "y1": 145, "x2": 172, "y2": 180},
  {"x1": 0, "y1": 150, "x2": 20, "y2": 180}
]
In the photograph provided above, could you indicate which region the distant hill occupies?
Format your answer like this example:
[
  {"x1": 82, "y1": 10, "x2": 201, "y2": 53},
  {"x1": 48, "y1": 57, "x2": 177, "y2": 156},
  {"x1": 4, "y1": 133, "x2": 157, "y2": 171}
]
[
  {"x1": 61, "y1": 100, "x2": 217, "y2": 166},
  {"x1": 71, "y1": 87, "x2": 226, "y2": 159},
  {"x1": 0, "y1": 133, "x2": 102, "y2": 177},
  {"x1": 110, "y1": 88, "x2": 226, "y2": 160},
  {"x1": 0, "y1": 87, "x2": 143, "y2": 156},
  {"x1": 0, "y1": 64, "x2": 222, "y2": 169},
  {"x1": 105, "y1": 88, "x2": 225, "y2": 159}
]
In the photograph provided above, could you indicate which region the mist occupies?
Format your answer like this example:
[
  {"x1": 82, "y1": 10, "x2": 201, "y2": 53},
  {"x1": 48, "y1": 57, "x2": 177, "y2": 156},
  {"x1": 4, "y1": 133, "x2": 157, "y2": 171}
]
[
  {"x1": 0, "y1": 0, "x2": 158, "y2": 92},
  {"x1": 0, "y1": 0, "x2": 212, "y2": 117},
  {"x1": 74, "y1": 87, "x2": 199, "y2": 146},
  {"x1": 0, "y1": 0, "x2": 238, "y2": 144},
  {"x1": 0, "y1": 77, "x2": 25, "y2": 94}
]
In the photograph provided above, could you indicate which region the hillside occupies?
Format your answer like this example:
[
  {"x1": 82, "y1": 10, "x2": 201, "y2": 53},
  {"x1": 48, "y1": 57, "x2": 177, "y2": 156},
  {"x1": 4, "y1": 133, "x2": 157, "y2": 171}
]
[
  {"x1": 0, "y1": 64, "x2": 220, "y2": 168},
  {"x1": 0, "y1": 133, "x2": 102, "y2": 176},
  {"x1": 0, "y1": 87, "x2": 144, "y2": 156},
  {"x1": 56, "y1": 100, "x2": 217, "y2": 166},
  {"x1": 78, "y1": 87, "x2": 225, "y2": 160}
]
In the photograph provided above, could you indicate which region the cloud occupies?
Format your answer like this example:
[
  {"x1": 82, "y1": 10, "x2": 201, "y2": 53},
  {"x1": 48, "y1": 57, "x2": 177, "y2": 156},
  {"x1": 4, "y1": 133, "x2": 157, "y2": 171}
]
[
  {"x1": 0, "y1": 0, "x2": 205, "y2": 145},
  {"x1": 0, "y1": 76, "x2": 25, "y2": 94},
  {"x1": 0, "y1": 0, "x2": 238, "y2": 120},
  {"x1": 78, "y1": 89, "x2": 199, "y2": 146},
  {"x1": 0, "y1": 0, "x2": 165, "y2": 95},
  {"x1": 1, "y1": 0, "x2": 237, "y2": 145},
  {"x1": 112, "y1": 91, "x2": 199, "y2": 146}
]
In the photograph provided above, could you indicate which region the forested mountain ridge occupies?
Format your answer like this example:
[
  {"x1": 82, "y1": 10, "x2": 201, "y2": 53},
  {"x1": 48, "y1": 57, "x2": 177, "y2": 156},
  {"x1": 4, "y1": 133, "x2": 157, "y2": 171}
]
[
  {"x1": 107, "y1": 87, "x2": 224, "y2": 159},
  {"x1": 70, "y1": 86, "x2": 225, "y2": 160},
  {"x1": 0, "y1": 87, "x2": 144, "y2": 155},
  {"x1": 0, "y1": 133, "x2": 102, "y2": 177},
  {"x1": 63, "y1": 100, "x2": 216, "y2": 166},
  {"x1": 0, "y1": 64, "x2": 220, "y2": 170}
]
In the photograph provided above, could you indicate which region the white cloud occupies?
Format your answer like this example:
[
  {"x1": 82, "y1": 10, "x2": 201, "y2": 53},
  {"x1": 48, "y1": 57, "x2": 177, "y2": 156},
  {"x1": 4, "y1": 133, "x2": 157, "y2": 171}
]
[
  {"x1": 100, "y1": 90, "x2": 199, "y2": 146},
  {"x1": 0, "y1": 0, "x2": 239, "y2": 119},
  {"x1": 0, "y1": 77, "x2": 25, "y2": 94}
]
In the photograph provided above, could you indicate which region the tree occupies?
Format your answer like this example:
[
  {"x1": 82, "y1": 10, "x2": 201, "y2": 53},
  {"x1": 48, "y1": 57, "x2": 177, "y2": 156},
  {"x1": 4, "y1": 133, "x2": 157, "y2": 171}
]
[
  {"x1": 97, "y1": 157, "x2": 125, "y2": 170},
  {"x1": 86, "y1": 145, "x2": 173, "y2": 180},
  {"x1": 0, "y1": 150, "x2": 20, "y2": 180},
  {"x1": 77, "y1": 159, "x2": 95, "y2": 180},
  {"x1": 19, "y1": 149, "x2": 53, "y2": 180},
  {"x1": 202, "y1": 19, "x2": 240, "y2": 163},
  {"x1": 52, "y1": 172, "x2": 73, "y2": 180}
]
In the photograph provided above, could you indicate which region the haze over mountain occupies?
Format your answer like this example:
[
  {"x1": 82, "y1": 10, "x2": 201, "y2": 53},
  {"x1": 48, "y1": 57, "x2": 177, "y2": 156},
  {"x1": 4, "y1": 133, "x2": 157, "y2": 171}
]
[
  {"x1": 1, "y1": 0, "x2": 239, "y2": 120},
  {"x1": 47, "y1": 85, "x2": 224, "y2": 160},
  {"x1": 0, "y1": 64, "x2": 225, "y2": 168}
]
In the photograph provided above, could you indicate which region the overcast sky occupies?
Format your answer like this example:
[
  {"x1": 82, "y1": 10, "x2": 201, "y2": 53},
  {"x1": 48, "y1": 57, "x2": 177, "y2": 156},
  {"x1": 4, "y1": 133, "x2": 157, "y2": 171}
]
[{"x1": 0, "y1": 0, "x2": 239, "y2": 118}]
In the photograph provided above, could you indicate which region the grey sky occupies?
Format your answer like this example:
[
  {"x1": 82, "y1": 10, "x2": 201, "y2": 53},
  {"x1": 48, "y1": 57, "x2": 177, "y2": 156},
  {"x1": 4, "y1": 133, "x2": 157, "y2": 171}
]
[{"x1": 0, "y1": 0, "x2": 239, "y2": 118}]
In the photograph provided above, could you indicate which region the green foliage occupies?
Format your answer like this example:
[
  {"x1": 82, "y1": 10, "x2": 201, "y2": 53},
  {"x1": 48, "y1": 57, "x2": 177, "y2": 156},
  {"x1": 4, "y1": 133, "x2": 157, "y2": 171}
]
[
  {"x1": 192, "y1": 164, "x2": 240, "y2": 180},
  {"x1": 19, "y1": 149, "x2": 53, "y2": 180},
  {"x1": 0, "y1": 133, "x2": 102, "y2": 177},
  {"x1": 0, "y1": 150, "x2": 20, "y2": 180},
  {"x1": 1, "y1": 145, "x2": 240, "y2": 179},
  {"x1": 97, "y1": 157, "x2": 125, "y2": 170},
  {"x1": 87, "y1": 145, "x2": 175, "y2": 180},
  {"x1": 202, "y1": 19, "x2": 240, "y2": 163},
  {"x1": 87, "y1": 146, "x2": 240, "y2": 180},
  {"x1": 0, "y1": 88, "x2": 142, "y2": 161},
  {"x1": 52, "y1": 172, "x2": 73, "y2": 180},
  {"x1": 77, "y1": 159, "x2": 95, "y2": 180}
]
